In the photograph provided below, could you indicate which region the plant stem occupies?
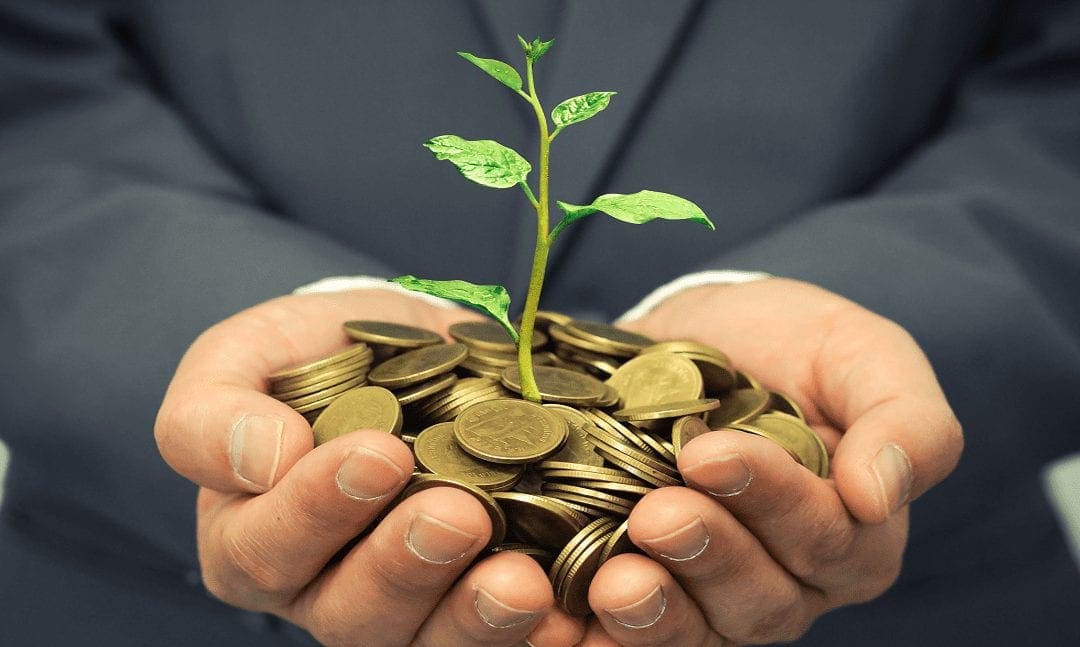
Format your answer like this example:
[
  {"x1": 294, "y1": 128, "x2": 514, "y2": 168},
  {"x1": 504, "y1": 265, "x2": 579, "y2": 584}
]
[{"x1": 516, "y1": 57, "x2": 552, "y2": 403}]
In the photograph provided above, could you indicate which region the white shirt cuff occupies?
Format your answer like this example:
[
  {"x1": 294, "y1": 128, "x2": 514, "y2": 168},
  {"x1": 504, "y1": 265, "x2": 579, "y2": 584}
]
[
  {"x1": 292, "y1": 275, "x2": 459, "y2": 309},
  {"x1": 295, "y1": 270, "x2": 772, "y2": 321},
  {"x1": 615, "y1": 270, "x2": 771, "y2": 323}
]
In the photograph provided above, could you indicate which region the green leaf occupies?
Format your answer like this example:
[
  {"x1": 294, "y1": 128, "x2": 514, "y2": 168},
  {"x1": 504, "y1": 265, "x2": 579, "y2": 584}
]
[
  {"x1": 516, "y1": 35, "x2": 554, "y2": 62},
  {"x1": 424, "y1": 135, "x2": 532, "y2": 189},
  {"x1": 529, "y1": 37, "x2": 554, "y2": 62},
  {"x1": 389, "y1": 275, "x2": 518, "y2": 343},
  {"x1": 555, "y1": 190, "x2": 715, "y2": 230},
  {"x1": 551, "y1": 92, "x2": 617, "y2": 129},
  {"x1": 457, "y1": 52, "x2": 522, "y2": 92}
]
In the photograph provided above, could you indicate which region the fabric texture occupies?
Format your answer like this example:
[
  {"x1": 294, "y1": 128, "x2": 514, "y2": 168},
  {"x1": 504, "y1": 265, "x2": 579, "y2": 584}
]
[{"x1": 1, "y1": 1, "x2": 1078, "y2": 644}]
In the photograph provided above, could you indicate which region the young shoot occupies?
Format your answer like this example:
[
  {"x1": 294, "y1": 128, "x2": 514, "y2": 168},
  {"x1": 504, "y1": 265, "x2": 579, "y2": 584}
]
[{"x1": 392, "y1": 35, "x2": 714, "y2": 403}]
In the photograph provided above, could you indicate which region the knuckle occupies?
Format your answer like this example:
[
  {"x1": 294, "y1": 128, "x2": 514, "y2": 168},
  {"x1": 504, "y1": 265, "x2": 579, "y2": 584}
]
[
  {"x1": 740, "y1": 588, "x2": 810, "y2": 643},
  {"x1": 304, "y1": 595, "x2": 359, "y2": 647},
  {"x1": 944, "y1": 414, "x2": 965, "y2": 467},
  {"x1": 220, "y1": 526, "x2": 293, "y2": 598},
  {"x1": 787, "y1": 509, "x2": 856, "y2": 580},
  {"x1": 367, "y1": 551, "x2": 435, "y2": 600}
]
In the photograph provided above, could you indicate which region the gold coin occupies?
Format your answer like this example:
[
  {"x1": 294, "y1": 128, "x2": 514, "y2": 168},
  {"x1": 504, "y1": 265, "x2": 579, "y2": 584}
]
[
  {"x1": 705, "y1": 388, "x2": 771, "y2": 428},
  {"x1": 595, "y1": 384, "x2": 621, "y2": 408},
  {"x1": 400, "y1": 474, "x2": 507, "y2": 549},
  {"x1": 680, "y1": 351, "x2": 736, "y2": 396},
  {"x1": 421, "y1": 383, "x2": 509, "y2": 424},
  {"x1": 394, "y1": 373, "x2": 457, "y2": 406},
  {"x1": 542, "y1": 483, "x2": 638, "y2": 512},
  {"x1": 561, "y1": 320, "x2": 655, "y2": 357},
  {"x1": 671, "y1": 415, "x2": 713, "y2": 457},
  {"x1": 552, "y1": 345, "x2": 623, "y2": 379},
  {"x1": 368, "y1": 343, "x2": 468, "y2": 389},
  {"x1": 535, "y1": 461, "x2": 620, "y2": 474},
  {"x1": 532, "y1": 310, "x2": 574, "y2": 333},
  {"x1": 769, "y1": 390, "x2": 807, "y2": 422},
  {"x1": 574, "y1": 480, "x2": 654, "y2": 498},
  {"x1": 293, "y1": 389, "x2": 352, "y2": 415},
  {"x1": 449, "y1": 320, "x2": 547, "y2": 352},
  {"x1": 735, "y1": 370, "x2": 762, "y2": 390},
  {"x1": 269, "y1": 350, "x2": 373, "y2": 393},
  {"x1": 598, "y1": 519, "x2": 637, "y2": 563},
  {"x1": 342, "y1": 320, "x2": 443, "y2": 348},
  {"x1": 727, "y1": 422, "x2": 805, "y2": 466},
  {"x1": 500, "y1": 365, "x2": 607, "y2": 406},
  {"x1": 606, "y1": 352, "x2": 703, "y2": 409},
  {"x1": 280, "y1": 375, "x2": 368, "y2": 408},
  {"x1": 641, "y1": 340, "x2": 729, "y2": 362},
  {"x1": 588, "y1": 435, "x2": 682, "y2": 488},
  {"x1": 415, "y1": 377, "x2": 496, "y2": 413},
  {"x1": 491, "y1": 492, "x2": 590, "y2": 550},
  {"x1": 268, "y1": 343, "x2": 370, "y2": 383},
  {"x1": 543, "y1": 404, "x2": 605, "y2": 467},
  {"x1": 631, "y1": 427, "x2": 678, "y2": 465},
  {"x1": 311, "y1": 386, "x2": 403, "y2": 446},
  {"x1": 548, "y1": 321, "x2": 648, "y2": 358},
  {"x1": 412, "y1": 422, "x2": 522, "y2": 491},
  {"x1": 420, "y1": 385, "x2": 508, "y2": 423},
  {"x1": 549, "y1": 517, "x2": 619, "y2": 583},
  {"x1": 583, "y1": 408, "x2": 653, "y2": 454},
  {"x1": 747, "y1": 412, "x2": 829, "y2": 478},
  {"x1": 541, "y1": 468, "x2": 648, "y2": 487},
  {"x1": 613, "y1": 398, "x2": 720, "y2": 422},
  {"x1": 465, "y1": 347, "x2": 520, "y2": 367},
  {"x1": 453, "y1": 399, "x2": 568, "y2": 464},
  {"x1": 490, "y1": 543, "x2": 555, "y2": 571},
  {"x1": 586, "y1": 431, "x2": 679, "y2": 478},
  {"x1": 456, "y1": 357, "x2": 505, "y2": 379},
  {"x1": 556, "y1": 520, "x2": 620, "y2": 616}
]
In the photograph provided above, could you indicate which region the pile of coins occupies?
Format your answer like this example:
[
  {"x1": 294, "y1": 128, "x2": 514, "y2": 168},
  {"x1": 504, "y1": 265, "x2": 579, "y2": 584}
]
[{"x1": 267, "y1": 316, "x2": 828, "y2": 616}]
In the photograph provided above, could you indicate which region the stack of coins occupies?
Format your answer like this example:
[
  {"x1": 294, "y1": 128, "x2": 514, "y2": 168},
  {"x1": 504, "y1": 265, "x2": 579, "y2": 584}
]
[
  {"x1": 267, "y1": 343, "x2": 374, "y2": 423},
  {"x1": 449, "y1": 321, "x2": 550, "y2": 379},
  {"x1": 270, "y1": 318, "x2": 830, "y2": 616}
]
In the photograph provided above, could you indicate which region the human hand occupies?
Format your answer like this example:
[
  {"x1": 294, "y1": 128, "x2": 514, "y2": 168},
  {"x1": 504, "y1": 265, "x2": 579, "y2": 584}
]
[
  {"x1": 581, "y1": 277, "x2": 962, "y2": 645},
  {"x1": 154, "y1": 289, "x2": 584, "y2": 646}
]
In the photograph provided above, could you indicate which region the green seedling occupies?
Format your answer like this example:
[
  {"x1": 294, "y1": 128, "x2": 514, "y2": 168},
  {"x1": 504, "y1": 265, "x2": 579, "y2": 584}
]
[{"x1": 393, "y1": 35, "x2": 714, "y2": 403}]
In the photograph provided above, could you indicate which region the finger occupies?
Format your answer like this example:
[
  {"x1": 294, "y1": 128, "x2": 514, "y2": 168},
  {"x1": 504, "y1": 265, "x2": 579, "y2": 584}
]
[
  {"x1": 411, "y1": 552, "x2": 565, "y2": 647},
  {"x1": 197, "y1": 430, "x2": 413, "y2": 610},
  {"x1": 156, "y1": 290, "x2": 475, "y2": 493},
  {"x1": 578, "y1": 617, "x2": 621, "y2": 647},
  {"x1": 625, "y1": 487, "x2": 822, "y2": 644},
  {"x1": 588, "y1": 553, "x2": 723, "y2": 647},
  {"x1": 290, "y1": 486, "x2": 492, "y2": 646},
  {"x1": 815, "y1": 314, "x2": 964, "y2": 523},
  {"x1": 524, "y1": 605, "x2": 588, "y2": 647},
  {"x1": 678, "y1": 429, "x2": 906, "y2": 599}
]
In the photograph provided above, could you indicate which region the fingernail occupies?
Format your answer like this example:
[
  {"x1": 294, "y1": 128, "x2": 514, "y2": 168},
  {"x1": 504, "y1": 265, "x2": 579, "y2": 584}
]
[
  {"x1": 681, "y1": 453, "x2": 752, "y2": 497},
  {"x1": 641, "y1": 516, "x2": 709, "y2": 562},
  {"x1": 605, "y1": 585, "x2": 667, "y2": 629},
  {"x1": 406, "y1": 513, "x2": 481, "y2": 564},
  {"x1": 336, "y1": 446, "x2": 407, "y2": 501},
  {"x1": 230, "y1": 415, "x2": 284, "y2": 491},
  {"x1": 872, "y1": 443, "x2": 913, "y2": 514},
  {"x1": 475, "y1": 587, "x2": 540, "y2": 629}
]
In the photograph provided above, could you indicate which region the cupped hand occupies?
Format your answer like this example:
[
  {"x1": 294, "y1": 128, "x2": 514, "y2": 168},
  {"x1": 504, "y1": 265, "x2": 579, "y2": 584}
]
[
  {"x1": 583, "y1": 277, "x2": 962, "y2": 645},
  {"x1": 154, "y1": 289, "x2": 584, "y2": 646}
]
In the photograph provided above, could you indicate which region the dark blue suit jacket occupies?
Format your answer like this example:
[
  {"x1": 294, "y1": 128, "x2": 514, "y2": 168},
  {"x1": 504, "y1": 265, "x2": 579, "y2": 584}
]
[{"x1": 1, "y1": 1, "x2": 1078, "y2": 644}]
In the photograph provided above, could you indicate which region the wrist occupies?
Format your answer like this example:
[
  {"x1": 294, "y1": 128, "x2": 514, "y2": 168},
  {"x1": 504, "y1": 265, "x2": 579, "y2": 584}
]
[
  {"x1": 617, "y1": 270, "x2": 772, "y2": 324},
  {"x1": 293, "y1": 275, "x2": 461, "y2": 310}
]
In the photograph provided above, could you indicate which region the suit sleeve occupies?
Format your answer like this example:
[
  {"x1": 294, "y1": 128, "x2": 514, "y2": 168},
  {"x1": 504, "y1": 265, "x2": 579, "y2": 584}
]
[
  {"x1": 710, "y1": 2, "x2": 1080, "y2": 356},
  {"x1": 0, "y1": 1, "x2": 392, "y2": 572},
  {"x1": 703, "y1": 3, "x2": 1080, "y2": 642}
]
